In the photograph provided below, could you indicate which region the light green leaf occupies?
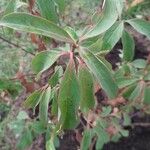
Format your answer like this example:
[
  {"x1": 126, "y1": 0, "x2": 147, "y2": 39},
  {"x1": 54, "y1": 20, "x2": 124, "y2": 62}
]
[
  {"x1": 23, "y1": 90, "x2": 42, "y2": 109},
  {"x1": 131, "y1": 59, "x2": 147, "y2": 69},
  {"x1": 17, "y1": 128, "x2": 33, "y2": 150},
  {"x1": 126, "y1": 19, "x2": 150, "y2": 39},
  {"x1": 122, "y1": 30, "x2": 135, "y2": 61},
  {"x1": 95, "y1": 126, "x2": 110, "y2": 150},
  {"x1": 144, "y1": 87, "x2": 150, "y2": 104},
  {"x1": 115, "y1": 77, "x2": 139, "y2": 88},
  {"x1": 80, "y1": 48, "x2": 118, "y2": 99},
  {"x1": 123, "y1": 113, "x2": 131, "y2": 126},
  {"x1": 115, "y1": 0, "x2": 125, "y2": 18},
  {"x1": 58, "y1": 58, "x2": 80, "y2": 129},
  {"x1": 78, "y1": 64, "x2": 95, "y2": 112},
  {"x1": 51, "y1": 89, "x2": 58, "y2": 116},
  {"x1": 32, "y1": 50, "x2": 62, "y2": 74},
  {"x1": 101, "y1": 21, "x2": 124, "y2": 51},
  {"x1": 46, "y1": 139, "x2": 56, "y2": 150},
  {"x1": 81, "y1": 129, "x2": 95, "y2": 150},
  {"x1": 0, "y1": 13, "x2": 74, "y2": 43},
  {"x1": 83, "y1": 0, "x2": 119, "y2": 39},
  {"x1": 39, "y1": 87, "x2": 51, "y2": 126},
  {"x1": 17, "y1": 111, "x2": 29, "y2": 120},
  {"x1": 37, "y1": 0, "x2": 58, "y2": 23},
  {"x1": 65, "y1": 26, "x2": 78, "y2": 43}
]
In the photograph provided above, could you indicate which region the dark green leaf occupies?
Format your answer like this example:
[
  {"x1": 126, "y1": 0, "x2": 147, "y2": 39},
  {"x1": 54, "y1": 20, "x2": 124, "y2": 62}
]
[
  {"x1": 0, "y1": 13, "x2": 73, "y2": 43},
  {"x1": 131, "y1": 59, "x2": 147, "y2": 69},
  {"x1": 126, "y1": 19, "x2": 150, "y2": 39},
  {"x1": 23, "y1": 90, "x2": 42, "y2": 109},
  {"x1": 39, "y1": 87, "x2": 51, "y2": 126},
  {"x1": 101, "y1": 21, "x2": 124, "y2": 51},
  {"x1": 78, "y1": 64, "x2": 95, "y2": 112},
  {"x1": 32, "y1": 50, "x2": 61, "y2": 74},
  {"x1": 55, "y1": 0, "x2": 66, "y2": 12},
  {"x1": 80, "y1": 48, "x2": 118, "y2": 99},
  {"x1": 58, "y1": 58, "x2": 80, "y2": 129},
  {"x1": 83, "y1": 0, "x2": 119, "y2": 39},
  {"x1": 144, "y1": 87, "x2": 150, "y2": 104},
  {"x1": 37, "y1": 0, "x2": 58, "y2": 23},
  {"x1": 81, "y1": 129, "x2": 95, "y2": 150},
  {"x1": 122, "y1": 30, "x2": 135, "y2": 62}
]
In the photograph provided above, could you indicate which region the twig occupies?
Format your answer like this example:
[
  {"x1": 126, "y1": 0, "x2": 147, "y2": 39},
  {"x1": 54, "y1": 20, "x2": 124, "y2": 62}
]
[
  {"x1": 132, "y1": 122, "x2": 150, "y2": 127},
  {"x1": 0, "y1": 36, "x2": 35, "y2": 56}
]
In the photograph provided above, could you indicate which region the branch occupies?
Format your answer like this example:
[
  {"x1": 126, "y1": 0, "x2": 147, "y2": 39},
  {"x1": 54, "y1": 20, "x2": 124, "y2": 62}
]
[{"x1": 0, "y1": 36, "x2": 35, "y2": 56}]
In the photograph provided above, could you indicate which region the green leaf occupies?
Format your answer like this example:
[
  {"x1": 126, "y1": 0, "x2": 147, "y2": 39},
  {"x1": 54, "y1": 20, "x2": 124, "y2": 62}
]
[
  {"x1": 81, "y1": 129, "x2": 95, "y2": 150},
  {"x1": 0, "y1": 13, "x2": 73, "y2": 43},
  {"x1": 39, "y1": 87, "x2": 51, "y2": 126},
  {"x1": 65, "y1": 26, "x2": 78, "y2": 43},
  {"x1": 31, "y1": 121, "x2": 46, "y2": 135},
  {"x1": 131, "y1": 59, "x2": 147, "y2": 69},
  {"x1": 129, "y1": 83, "x2": 143, "y2": 101},
  {"x1": 115, "y1": 77, "x2": 139, "y2": 88},
  {"x1": 144, "y1": 87, "x2": 150, "y2": 104},
  {"x1": 55, "y1": 0, "x2": 66, "y2": 12},
  {"x1": 23, "y1": 90, "x2": 42, "y2": 109},
  {"x1": 46, "y1": 139, "x2": 56, "y2": 150},
  {"x1": 17, "y1": 111, "x2": 29, "y2": 120},
  {"x1": 122, "y1": 30, "x2": 135, "y2": 61},
  {"x1": 101, "y1": 21, "x2": 124, "y2": 51},
  {"x1": 120, "y1": 129, "x2": 129, "y2": 137},
  {"x1": 37, "y1": 0, "x2": 58, "y2": 23},
  {"x1": 51, "y1": 89, "x2": 58, "y2": 116},
  {"x1": 80, "y1": 49, "x2": 118, "y2": 99},
  {"x1": 95, "y1": 126, "x2": 110, "y2": 150},
  {"x1": 83, "y1": 0, "x2": 119, "y2": 39},
  {"x1": 115, "y1": 0, "x2": 124, "y2": 18},
  {"x1": 126, "y1": 19, "x2": 150, "y2": 39},
  {"x1": 17, "y1": 128, "x2": 33, "y2": 150},
  {"x1": 78, "y1": 64, "x2": 95, "y2": 112},
  {"x1": 58, "y1": 58, "x2": 80, "y2": 129},
  {"x1": 48, "y1": 67, "x2": 63, "y2": 87},
  {"x1": 123, "y1": 113, "x2": 131, "y2": 126},
  {"x1": 32, "y1": 50, "x2": 62, "y2": 74},
  {"x1": 101, "y1": 106, "x2": 112, "y2": 117}
]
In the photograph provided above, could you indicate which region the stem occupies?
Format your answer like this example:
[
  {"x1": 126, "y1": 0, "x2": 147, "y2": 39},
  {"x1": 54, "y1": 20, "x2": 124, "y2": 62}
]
[{"x1": 0, "y1": 36, "x2": 35, "y2": 56}]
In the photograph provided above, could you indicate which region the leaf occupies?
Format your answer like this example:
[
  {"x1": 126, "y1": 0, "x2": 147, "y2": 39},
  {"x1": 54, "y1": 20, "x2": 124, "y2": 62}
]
[
  {"x1": 48, "y1": 67, "x2": 63, "y2": 87},
  {"x1": 0, "y1": 13, "x2": 74, "y2": 43},
  {"x1": 65, "y1": 26, "x2": 78, "y2": 43},
  {"x1": 23, "y1": 90, "x2": 42, "y2": 109},
  {"x1": 81, "y1": 129, "x2": 95, "y2": 150},
  {"x1": 122, "y1": 30, "x2": 135, "y2": 62},
  {"x1": 55, "y1": 0, "x2": 66, "y2": 12},
  {"x1": 58, "y1": 58, "x2": 80, "y2": 129},
  {"x1": 129, "y1": 82, "x2": 143, "y2": 101},
  {"x1": 39, "y1": 87, "x2": 51, "y2": 126},
  {"x1": 95, "y1": 126, "x2": 110, "y2": 150},
  {"x1": 78, "y1": 64, "x2": 95, "y2": 112},
  {"x1": 115, "y1": 77, "x2": 139, "y2": 88},
  {"x1": 126, "y1": 19, "x2": 150, "y2": 39},
  {"x1": 17, "y1": 111, "x2": 29, "y2": 120},
  {"x1": 46, "y1": 139, "x2": 56, "y2": 150},
  {"x1": 51, "y1": 89, "x2": 58, "y2": 116},
  {"x1": 31, "y1": 121, "x2": 46, "y2": 135},
  {"x1": 36, "y1": 0, "x2": 58, "y2": 23},
  {"x1": 123, "y1": 113, "x2": 131, "y2": 126},
  {"x1": 32, "y1": 50, "x2": 61, "y2": 74},
  {"x1": 83, "y1": 0, "x2": 119, "y2": 39},
  {"x1": 17, "y1": 128, "x2": 33, "y2": 150},
  {"x1": 101, "y1": 106, "x2": 112, "y2": 117},
  {"x1": 115, "y1": 0, "x2": 125, "y2": 17},
  {"x1": 80, "y1": 49, "x2": 118, "y2": 99},
  {"x1": 131, "y1": 59, "x2": 147, "y2": 69},
  {"x1": 143, "y1": 87, "x2": 150, "y2": 104},
  {"x1": 101, "y1": 21, "x2": 124, "y2": 51}
]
